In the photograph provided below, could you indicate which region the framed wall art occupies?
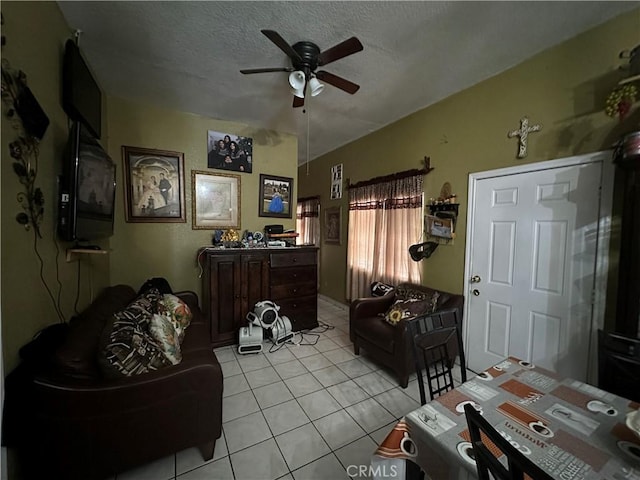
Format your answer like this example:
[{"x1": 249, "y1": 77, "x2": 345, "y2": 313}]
[
  {"x1": 122, "y1": 146, "x2": 186, "y2": 223},
  {"x1": 258, "y1": 174, "x2": 293, "y2": 218},
  {"x1": 192, "y1": 170, "x2": 241, "y2": 230},
  {"x1": 207, "y1": 130, "x2": 253, "y2": 173},
  {"x1": 324, "y1": 206, "x2": 342, "y2": 245}
]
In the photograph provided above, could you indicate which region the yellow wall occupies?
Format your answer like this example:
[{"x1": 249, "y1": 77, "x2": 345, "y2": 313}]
[
  {"x1": 1, "y1": 2, "x2": 112, "y2": 373},
  {"x1": 299, "y1": 8, "x2": 640, "y2": 303},
  {"x1": 107, "y1": 97, "x2": 298, "y2": 293}
]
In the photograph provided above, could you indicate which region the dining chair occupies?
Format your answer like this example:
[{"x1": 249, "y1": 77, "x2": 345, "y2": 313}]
[
  {"x1": 463, "y1": 404, "x2": 553, "y2": 480},
  {"x1": 598, "y1": 329, "x2": 640, "y2": 402},
  {"x1": 406, "y1": 306, "x2": 467, "y2": 405}
]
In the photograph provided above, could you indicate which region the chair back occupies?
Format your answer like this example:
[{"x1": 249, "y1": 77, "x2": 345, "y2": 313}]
[
  {"x1": 407, "y1": 306, "x2": 467, "y2": 404},
  {"x1": 463, "y1": 404, "x2": 553, "y2": 480},
  {"x1": 598, "y1": 330, "x2": 640, "y2": 402}
]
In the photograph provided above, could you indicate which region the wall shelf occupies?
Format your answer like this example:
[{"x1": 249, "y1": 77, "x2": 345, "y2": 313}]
[{"x1": 66, "y1": 248, "x2": 109, "y2": 262}]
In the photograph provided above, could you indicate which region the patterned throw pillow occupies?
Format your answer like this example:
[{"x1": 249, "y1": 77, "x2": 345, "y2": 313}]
[
  {"x1": 149, "y1": 313, "x2": 182, "y2": 365},
  {"x1": 156, "y1": 294, "x2": 192, "y2": 343},
  {"x1": 382, "y1": 289, "x2": 441, "y2": 326},
  {"x1": 99, "y1": 289, "x2": 171, "y2": 377}
]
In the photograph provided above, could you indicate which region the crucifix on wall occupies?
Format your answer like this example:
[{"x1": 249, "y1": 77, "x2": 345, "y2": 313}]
[{"x1": 508, "y1": 116, "x2": 542, "y2": 158}]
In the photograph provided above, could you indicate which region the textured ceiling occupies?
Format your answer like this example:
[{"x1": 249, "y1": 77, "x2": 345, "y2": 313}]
[{"x1": 57, "y1": 1, "x2": 637, "y2": 164}]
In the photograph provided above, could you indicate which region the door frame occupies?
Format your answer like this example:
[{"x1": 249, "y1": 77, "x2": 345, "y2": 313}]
[{"x1": 463, "y1": 150, "x2": 615, "y2": 383}]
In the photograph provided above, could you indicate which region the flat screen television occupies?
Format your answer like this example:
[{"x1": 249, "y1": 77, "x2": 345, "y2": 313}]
[
  {"x1": 58, "y1": 122, "x2": 116, "y2": 243},
  {"x1": 63, "y1": 39, "x2": 102, "y2": 139}
]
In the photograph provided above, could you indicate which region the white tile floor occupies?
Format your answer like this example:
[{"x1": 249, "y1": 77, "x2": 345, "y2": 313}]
[{"x1": 111, "y1": 296, "x2": 463, "y2": 480}]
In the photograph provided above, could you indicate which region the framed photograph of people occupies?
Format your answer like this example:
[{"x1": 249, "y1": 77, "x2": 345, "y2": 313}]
[
  {"x1": 192, "y1": 170, "x2": 241, "y2": 229},
  {"x1": 122, "y1": 146, "x2": 186, "y2": 223},
  {"x1": 258, "y1": 174, "x2": 293, "y2": 218},
  {"x1": 207, "y1": 130, "x2": 253, "y2": 173},
  {"x1": 324, "y1": 206, "x2": 341, "y2": 245}
]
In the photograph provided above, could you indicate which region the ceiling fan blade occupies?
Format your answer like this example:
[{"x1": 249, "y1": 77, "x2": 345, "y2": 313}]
[
  {"x1": 293, "y1": 96, "x2": 305, "y2": 108},
  {"x1": 318, "y1": 37, "x2": 363, "y2": 66},
  {"x1": 316, "y1": 71, "x2": 360, "y2": 94},
  {"x1": 240, "y1": 67, "x2": 292, "y2": 74},
  {"x1": 261, "y1": 29, "x2": 303, "y2": 63}
]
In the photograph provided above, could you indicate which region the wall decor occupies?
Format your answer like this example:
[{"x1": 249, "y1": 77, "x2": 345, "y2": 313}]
[
  {"x1": 192, "y1": 170, "x2": 241, "y2": 229},
  {"x1": 207, "y1": 130, "x2": 253, "y2": 173},
  {"x1": 324, "y1": 206, "x2": 342, "y2": 245},
  {"x1": 507, "y1": 116, "x2": 542, "y2": 159},
  {"x1": 1, "y1": 50, "x2": 50, "y2": 237},
  {"x1": 122, "y1": 146, "x2": 186, "y2": 223},
  {"x1": 259, "y1": 174, "x2": 293, "y2": 218},
  {"x1": 330, "y1": 163, "x2": 343, "y2": 199}
]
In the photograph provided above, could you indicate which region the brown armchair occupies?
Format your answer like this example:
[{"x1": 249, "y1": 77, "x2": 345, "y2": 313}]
[{"x1": 349, "y1": 283, "x2": 464, "y2": 388}]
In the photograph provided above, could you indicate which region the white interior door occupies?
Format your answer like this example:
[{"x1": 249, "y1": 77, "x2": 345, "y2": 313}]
[{"x1": 464, "y1": 153, "x2": 611, "y2": 381}]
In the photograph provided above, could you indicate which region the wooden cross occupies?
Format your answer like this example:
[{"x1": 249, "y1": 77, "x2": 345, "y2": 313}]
[{"x1": 508, "y1": 117, "x2": 542, "y2": 158}]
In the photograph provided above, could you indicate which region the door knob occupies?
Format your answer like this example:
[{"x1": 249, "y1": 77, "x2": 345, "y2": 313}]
[
  {"x1": 472, "y1": 289, "x2": 480, "y2": 296},
  {"x1": 470, "y1": 275, "x2": 481, "y2": 284}
]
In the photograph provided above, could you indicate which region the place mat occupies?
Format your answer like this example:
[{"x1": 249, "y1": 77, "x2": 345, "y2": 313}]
[
  {"x1": 551, "y1": 429, "x2": 610, "y2": 472},
  {"x1": 499, "y1": 378, "x2": 544, "y2": 402}
]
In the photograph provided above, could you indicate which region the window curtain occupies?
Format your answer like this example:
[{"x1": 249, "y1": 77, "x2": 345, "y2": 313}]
[
  {"x1": 296, "y1": 197, "x2": 320, "y2": 245},
  {"x1": 347, "y1": 175, "x2": 423, "y2": 300}
]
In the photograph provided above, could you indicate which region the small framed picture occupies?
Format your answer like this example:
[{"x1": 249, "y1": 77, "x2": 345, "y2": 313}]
[
  {"x1": 258, "y1": 174, "x2": 293, "y2": 218},
  {"x1": 122, "y1": 146, "x2": 186, "y2": 223},
  {"x1": 324, "y1": 206, "x2": 342, "y2": 245},
  {"x1": 192, "y1": 170, "x2": 241, "y2": 229},
  {"x1": 426, "y1": 214, "x2": 454, "y2": 238},
  {"x1": 207, "y1": 130, "x2": 253, "y2": 173}
]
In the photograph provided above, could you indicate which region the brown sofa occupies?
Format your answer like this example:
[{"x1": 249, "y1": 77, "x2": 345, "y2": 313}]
[
  {"x1": 3, "y1": 285, "x2": 223, "y2": 480},
  {"x1": 349, "y1": 283, "x2": 464, "y2": 388}
]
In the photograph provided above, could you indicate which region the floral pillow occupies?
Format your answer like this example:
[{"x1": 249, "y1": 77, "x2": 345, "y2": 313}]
[
  {"x1": 382, "y1": 289, "x2": 440, "y2": 326},
  {"x1": 149, "y1": 313, "x2": 182, "y2": 365},
  {"x1": 156, "y1": 294, "x2": 192, "y2": 343}
]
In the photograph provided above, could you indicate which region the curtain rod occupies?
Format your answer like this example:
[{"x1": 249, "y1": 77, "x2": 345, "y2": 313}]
[{"x1": 347, "y1": 167, "x2": 434, "y2": 190}]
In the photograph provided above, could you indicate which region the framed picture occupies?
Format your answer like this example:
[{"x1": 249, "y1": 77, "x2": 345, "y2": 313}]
[
  {"x1": 258, "y1": 174, "x2": 293, "y2": 218},
  {"x1": 324, "y1": 206, "x2": 342, "y2": 245},
  {"x1": 192, "y1": 170, "x2": 241, "y2": 229},
  {"x1": 207, "y1": 130, "x2": 253, "y2": 173},
  {"x1": 122, "y1": 146, "x2": 186, "y2": 223}
]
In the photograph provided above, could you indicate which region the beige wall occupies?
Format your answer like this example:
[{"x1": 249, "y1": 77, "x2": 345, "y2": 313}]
[
  {"x1": 0, "y1": 2, "x2": 112, "y2": 373},
  {"x1": 107, "y1": 97, "x2": 298, "y2": 294},
  {"x1": 299, "y1": 9, "x2": 640, "y2": 304}
]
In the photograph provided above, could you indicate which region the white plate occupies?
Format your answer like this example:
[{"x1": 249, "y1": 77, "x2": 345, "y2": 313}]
[{"x1": 618, "y1": 440, "x2": 640, "y2": 461}]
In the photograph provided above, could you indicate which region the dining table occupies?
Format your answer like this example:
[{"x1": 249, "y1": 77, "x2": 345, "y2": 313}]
[{"x1": 372, "y1": 356, "x2": 640, "y2": 480}]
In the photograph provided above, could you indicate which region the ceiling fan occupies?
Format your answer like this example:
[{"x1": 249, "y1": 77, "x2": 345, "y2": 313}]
[{"x1": 241, "y1": 29, "x2": 363, "y2": 108}]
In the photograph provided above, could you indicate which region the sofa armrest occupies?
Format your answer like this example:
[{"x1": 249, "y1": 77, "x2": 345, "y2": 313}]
[{"x1": 349, "y1": 291, "x2": 395, "y2": 320}]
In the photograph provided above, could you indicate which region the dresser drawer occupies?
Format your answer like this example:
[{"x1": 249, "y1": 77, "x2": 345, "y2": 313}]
[
  {"x1": 276, "y1": 296, "x2": 318, "y2": 331},
  {"x1": 271, "y1": 282, "x2": 317, "y2": 300},
  {"x1": 270, "y1": 266, "x2": 316, "y2": 286},
  {"x1": 270, "y1": 251, "x2": 316, "y2": 268}
]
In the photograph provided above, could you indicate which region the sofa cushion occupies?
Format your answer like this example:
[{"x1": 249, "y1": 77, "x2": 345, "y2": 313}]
[
  {"x1": 382, "y1": 288, "x2": 440, "y2": 326},
  {"x1": 98, "y1": 289, "x2": 171, "y2": 377},
  {"x1": 55, "y1": 285, "x2": 137, "y2": 379}
]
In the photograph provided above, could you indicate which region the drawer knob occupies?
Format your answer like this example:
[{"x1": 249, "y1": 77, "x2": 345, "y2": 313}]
[{"x1": 292, "y1": 258, "x2": 297, "y2": 263}]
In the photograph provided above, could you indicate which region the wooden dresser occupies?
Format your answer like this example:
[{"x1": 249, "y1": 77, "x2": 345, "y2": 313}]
[{"x1": 200, "y1": 247, "x2": 319, "y2": 347}]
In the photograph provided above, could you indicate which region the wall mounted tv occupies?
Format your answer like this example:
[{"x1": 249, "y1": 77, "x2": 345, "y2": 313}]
[
  {"x1": 58, "y1": 122, "x2": 116, "y2": 243},
  {"x1": 63, "y1": 39, "x2": 102, "y2": 139}
]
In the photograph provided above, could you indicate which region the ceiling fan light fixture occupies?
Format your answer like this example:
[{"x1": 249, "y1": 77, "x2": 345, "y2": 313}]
[
  {"x1": 309, "y1": 76, "x2": 324, "y2": 97},
  {"x1": 288, "y1": 70, "x2": 305, "y2": 90},
  {"x1": 291, "y1": 86, "x2": 305, "y2": 98}
]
